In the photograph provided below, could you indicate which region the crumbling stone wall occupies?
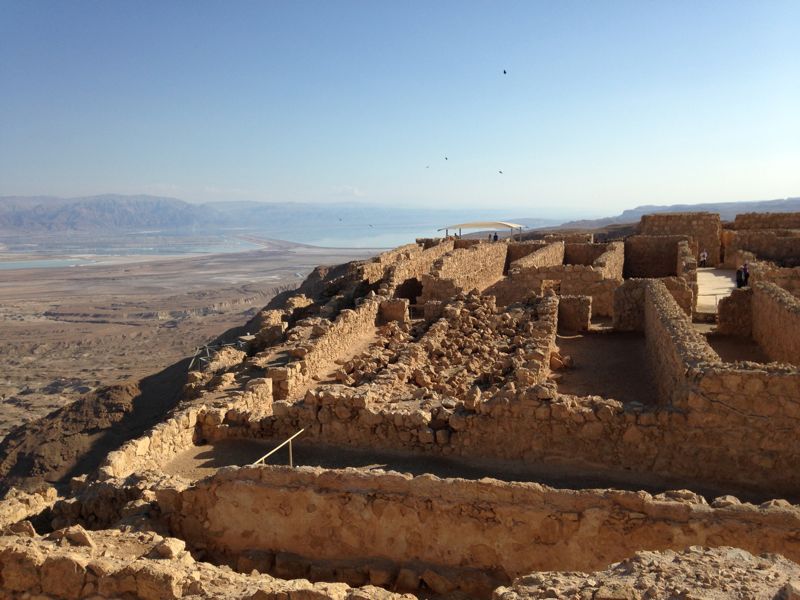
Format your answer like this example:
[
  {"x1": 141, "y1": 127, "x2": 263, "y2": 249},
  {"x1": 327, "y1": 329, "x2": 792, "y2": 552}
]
[
  {"x1": 734, "y1": 212, "x2": 800, "y2": 230},
  {"x1": 751, "y1": 282, "x2": 800, "y2": 366},
  {"x1": 357, "y1": 243, "x2": 423, "y2": 284},
  {"x1": 419, "y1": 243, "x2": 508, "y2": 302},
  {"x1": 491, "y1": 242, "x2": 621, "y2": 317},
  {"x1": 638, "y1": 213, "x2": 721, "y2": 266},
  {"x1": 386, "y1": 240, "x2": 454, "y2": 293},
  {"x1": 163, "y1": 466, "x2": 800, "y2": 579},
  {"x1": 266, "y1": 300, "x2": 381, "y2": 399},
  {"x1": 724, "y1": 230, "x2": 800, "y2": 268},
  {"x1": 644, "y1": 282, "x2": 719, "y2": 405},
  {"x1": 717, "y1": 288, "x2": 753, "y2": 337},
  {"x1": 750, "y1": 260, "x2": 800, "y2": 297}
]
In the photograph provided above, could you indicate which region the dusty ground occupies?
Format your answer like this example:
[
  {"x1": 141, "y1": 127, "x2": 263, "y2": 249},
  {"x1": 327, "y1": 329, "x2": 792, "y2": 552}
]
[
  {"x1": 551, "y1": 331, "x2": 655, "y2": 405},
  {"x1": 0, "y1": 245, "x2": 376, "y2": 441}
]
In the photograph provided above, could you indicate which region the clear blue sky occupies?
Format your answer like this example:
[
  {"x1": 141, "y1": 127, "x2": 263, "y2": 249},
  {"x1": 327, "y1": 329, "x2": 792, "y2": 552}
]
[{"x1": 1, "y1": 1, "x2": 798, "y2": 218}]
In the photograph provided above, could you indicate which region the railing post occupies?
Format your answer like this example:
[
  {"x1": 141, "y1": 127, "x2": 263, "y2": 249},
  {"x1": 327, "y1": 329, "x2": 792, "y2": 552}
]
[{"x1": 289, "y1": 439, "x2": 293, "y2": 468}]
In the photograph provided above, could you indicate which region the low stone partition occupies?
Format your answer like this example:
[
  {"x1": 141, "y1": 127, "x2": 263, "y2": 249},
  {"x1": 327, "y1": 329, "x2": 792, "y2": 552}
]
[
  {"x1": 734, "y1": 212, "x2": 800, "y2": 230},
  {"x1": 644, "y1": 282, "x2": 719, "y2": 405},
  {"x1": 752, "y1": 282, "x2": 800, "y2": 366},
  {"x1": 638, "y1": 212, "x2": 721, "y2": 267},
  {"x1": 161, "y1": 466, "x2": 800, "y2": 583},
  {"x1": 624, "y1": 235, "x2": 694, "y2": 278},
  {"x1": 419, "y1": 243, "x2": 508, "y2": 302}
]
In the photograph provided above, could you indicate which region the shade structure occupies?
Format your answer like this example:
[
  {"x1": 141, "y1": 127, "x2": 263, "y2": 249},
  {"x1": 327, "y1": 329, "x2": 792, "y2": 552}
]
[{"x1": 437, "y1": 221, "x2": 525, "y2": 232}]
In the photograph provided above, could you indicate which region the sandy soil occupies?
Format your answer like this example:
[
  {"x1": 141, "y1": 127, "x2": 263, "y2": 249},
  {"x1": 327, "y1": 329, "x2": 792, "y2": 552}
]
[{"x1": 0, "y1": 246, "x2": 376, "y2": 441}]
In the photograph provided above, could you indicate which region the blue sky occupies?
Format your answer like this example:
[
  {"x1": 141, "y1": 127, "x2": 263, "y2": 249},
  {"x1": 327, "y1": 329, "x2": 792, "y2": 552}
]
[{"x1": 1, "y1": 1, "x2": 798, "y2": 218}]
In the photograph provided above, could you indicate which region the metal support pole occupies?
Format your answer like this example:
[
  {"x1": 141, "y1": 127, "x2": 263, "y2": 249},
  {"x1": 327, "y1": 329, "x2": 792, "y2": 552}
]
[{"x1": 289, "y1": 440, "x2": 293, "y2": 468}]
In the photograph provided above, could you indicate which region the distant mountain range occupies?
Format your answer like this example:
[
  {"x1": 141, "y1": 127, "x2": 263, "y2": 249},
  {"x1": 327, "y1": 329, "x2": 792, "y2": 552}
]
[
  {"x1": 0, "y1": 195, "x2": 560, "y2": 235},
  {"x1": 556, "y1": 197, "x2": 800, "y2": 230},
  {"x1": 1, "y1": 194, "x2": 798, "y2": 236}
]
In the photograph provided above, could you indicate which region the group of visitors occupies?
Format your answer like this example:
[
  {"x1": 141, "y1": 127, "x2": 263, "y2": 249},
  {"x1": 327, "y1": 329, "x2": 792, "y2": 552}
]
[{"x1": 736, "y1": 263, "x2": 750, "y2": 288}]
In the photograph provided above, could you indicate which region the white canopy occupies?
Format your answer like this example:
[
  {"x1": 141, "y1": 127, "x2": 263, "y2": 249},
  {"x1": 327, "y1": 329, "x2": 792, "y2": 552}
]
[{"x1": 437, "y1": 221, "x2": 525, "y2": 232}]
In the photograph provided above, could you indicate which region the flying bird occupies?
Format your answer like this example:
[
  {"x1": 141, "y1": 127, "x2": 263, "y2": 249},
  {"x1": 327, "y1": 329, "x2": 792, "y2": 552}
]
[
  {"x1": 499, "y1": 170, "x2": 503, "y2": 174},
  {"x1": 444, "y1": 156, "x2": 448, "y2": 160},
  {"x1": 503, "y1": 69, "x2": 507, "y2": 75}
]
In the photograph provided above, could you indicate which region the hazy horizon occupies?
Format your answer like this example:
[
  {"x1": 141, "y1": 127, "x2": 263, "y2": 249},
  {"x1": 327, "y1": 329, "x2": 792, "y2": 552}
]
[{"x1": 1, "y1": 1, "x2": 798, "y2": 215}]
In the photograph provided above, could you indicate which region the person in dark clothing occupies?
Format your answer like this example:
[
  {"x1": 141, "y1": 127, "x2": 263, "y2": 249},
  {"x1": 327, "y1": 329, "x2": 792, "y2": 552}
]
[
  {"x1": 492, "y1": 232, "x2": 498, "y2": 242},
  {"x1": 736, "y1": 267, "x2": 745, "y2": 288},
  {"x1": 742, "y1": 263, "x2": 750, "y2": 286}
]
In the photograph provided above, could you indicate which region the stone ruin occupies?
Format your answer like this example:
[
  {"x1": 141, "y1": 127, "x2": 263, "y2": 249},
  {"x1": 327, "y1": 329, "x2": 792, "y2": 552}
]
[{"x1": 2, "y1": 211, "x2": 800, "y2": 599}]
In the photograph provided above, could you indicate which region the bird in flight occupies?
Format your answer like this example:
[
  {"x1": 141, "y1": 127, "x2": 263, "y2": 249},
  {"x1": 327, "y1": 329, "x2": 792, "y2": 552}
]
[
  {"x1": 444, "y1": 156, "x2": 448, "y2": 160},
  {"x1": 499, "y1": 170, "x2": 504, "y2": 174},
  {"x1": 503, "y1": 69, "x2": 507, "y2": 75},
  {"x1": 426, "y1": 165, "x2": 429, "y2": 169}
]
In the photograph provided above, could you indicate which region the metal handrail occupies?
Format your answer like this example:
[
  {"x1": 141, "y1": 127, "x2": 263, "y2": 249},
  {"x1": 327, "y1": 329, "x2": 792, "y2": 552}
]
[{"x1": 250, "y1": 428, "x2": 305, "y2": 467}]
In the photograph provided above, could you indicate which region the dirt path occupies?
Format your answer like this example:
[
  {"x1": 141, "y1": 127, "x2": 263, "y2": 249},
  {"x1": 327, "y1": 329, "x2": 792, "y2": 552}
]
[
  {"x1": 696, "y1": 268, "x2": 736, "y2": 313},
  {"x1": 553, "y1": 331, "x2": 656, "y2": 405}
]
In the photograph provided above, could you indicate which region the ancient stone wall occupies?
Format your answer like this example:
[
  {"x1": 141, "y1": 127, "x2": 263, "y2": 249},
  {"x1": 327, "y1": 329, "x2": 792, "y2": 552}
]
[
  {"x1": 724, "y1": 230, "x2": 800, "y2": 268},
  {"x1": 750, "y1": 261, "x2": 800, "y2": 297},
  {"x1": 644, "y1": 282, "x2": 719, "y2": 405},
  {"x1": 543, "y1": 233, "x2": 593, "y2": 243},
  {"x1": 419, "y1": 243, "x2": 508, "y2": 302},
  {"x1": 387, "y1": 240, "x2": 454, "y2": 293},
  {"x1": 717, "y1": 288, "x2": 753, "y2": 337},
  {"x1": 751, "y1": 282, "x2": 800, "y2": 366},
  {"x1": 564, "y1": 243, "x2": 607, "y2": 266},
  {"x1": 593, "y1": 241, "x2": 625, "y2": 280},
  {"x1": 0, "y1": 532, "x2": 384, "y2": 600},
  {"x1": 358, "y1": 243, "x2": 423, "y2": 284},
  {"x1": 505, "y1": 241, "x2": 548, "y2": 266},
  {"x1": 269, "y1": 300, "x2": 381, "y2": 398},
  {"x1": 638, "y1": 213, "x2": 721, "y2": 266},
  {"x1": 490, "y1": 242, "x2": 620, "y2": 317},
  {"x1": 557, "y1": 296, "x2": 591, "y2": 332},
  {"x1": 164, "y1": 466, "x2": 800, "y2": 580},
  {"x1": 509, "y1": 242, "x2": 564, "y2": 270},
  {"x1": 734, "y1": 212, "x2": 800, "y2": 230},
  {"x1": 624, "y1": 235, "x2": 690, "y2": 278}
]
